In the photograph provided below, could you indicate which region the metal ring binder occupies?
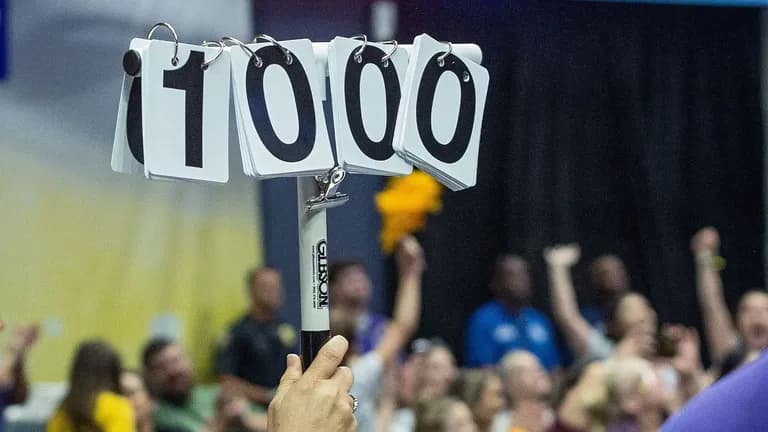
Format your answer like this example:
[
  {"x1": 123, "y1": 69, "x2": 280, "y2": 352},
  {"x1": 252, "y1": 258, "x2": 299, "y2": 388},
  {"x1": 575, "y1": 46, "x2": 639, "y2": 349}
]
[
  {"x1": 253, "y1": 34, "x2": 293, "y2": 65},
  {"x1": 437, "y1": 41, "x2": 453, "y2": 67},
  {"x1": 351, "y1": 34, "x2": 368, "y2": 63},
  {"x1": 222, "y1": 36, "x2": 263, "y2": 68},
  {"x1": 201, "y1": 41, "x2": 225, "y2": 70},
  {"x1": 380, "y1": 40, "x2": 399, "y2": 66},
  {"x1": 146, "y1": 22, "x2": 180, "y2": 66}
]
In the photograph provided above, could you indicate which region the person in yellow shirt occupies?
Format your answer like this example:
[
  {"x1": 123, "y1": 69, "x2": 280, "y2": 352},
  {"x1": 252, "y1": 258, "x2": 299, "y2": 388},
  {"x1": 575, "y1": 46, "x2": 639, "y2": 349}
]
[{"x1": 47, "y1": 340, "x2": 135, "y2": 432}]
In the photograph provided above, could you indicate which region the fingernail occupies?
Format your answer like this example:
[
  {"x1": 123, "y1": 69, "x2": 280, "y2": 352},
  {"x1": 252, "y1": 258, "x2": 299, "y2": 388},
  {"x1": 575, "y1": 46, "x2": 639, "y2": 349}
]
[
  {"x1": 328, "y1": 335, "x2": 349, "y2": 351},
  {"x1": 286, "y1": 353, "x2": 301, "y2": 368}
]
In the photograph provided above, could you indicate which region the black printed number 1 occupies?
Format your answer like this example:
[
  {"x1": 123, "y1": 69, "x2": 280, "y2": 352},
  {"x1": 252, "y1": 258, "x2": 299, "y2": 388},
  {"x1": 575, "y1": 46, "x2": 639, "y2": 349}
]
[{"x1": 163, "y1": 51, "x2": 205, "y2": 168}]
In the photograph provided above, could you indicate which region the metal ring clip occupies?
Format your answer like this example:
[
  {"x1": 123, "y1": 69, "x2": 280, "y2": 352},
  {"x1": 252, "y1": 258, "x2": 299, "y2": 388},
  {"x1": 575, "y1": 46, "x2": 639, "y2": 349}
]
[
  {"x1": 201, "y1": 41, "x2": 225, "y2": 70},
  {"x1": 324, "y1": 167, "x2": 346, "y2": 196},
  {"x1": 253, "y1": 34, "x2": 293, "y2": 65},
  {"x1": 380, "y1": 40, "x2": 398, "y2": 67},
  {"x1": 437, "y1": 42, "x2": 453, "y2": 68},
  {"x1": 222, "y1": 36, "x2": 263, "y2": 68},
  {"x1": 306, "y1": 166, "x2": 349, "y2": 212},
  {"x1": 351, "y1": 34, "x2": 367, "y2": 63},
  {"x1": 146, "y1": 22, "x2": 180, "y2": 66}
]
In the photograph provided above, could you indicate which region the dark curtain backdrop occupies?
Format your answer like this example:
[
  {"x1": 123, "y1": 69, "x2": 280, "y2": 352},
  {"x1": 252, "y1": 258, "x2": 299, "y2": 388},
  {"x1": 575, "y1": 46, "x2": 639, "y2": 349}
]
[{"x1": 397, "y1": 1, "x2": 765, "y2": 364}]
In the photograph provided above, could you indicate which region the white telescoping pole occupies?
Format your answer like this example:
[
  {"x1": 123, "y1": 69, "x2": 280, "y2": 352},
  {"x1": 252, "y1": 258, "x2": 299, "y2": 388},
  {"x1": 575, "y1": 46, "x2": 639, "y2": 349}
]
[
  {"x1": 297, "y1": 176, "x2": 331, "y2": 368},
  {"x1": 297, "y1": 167, "x2": 347, "y2": 368}
]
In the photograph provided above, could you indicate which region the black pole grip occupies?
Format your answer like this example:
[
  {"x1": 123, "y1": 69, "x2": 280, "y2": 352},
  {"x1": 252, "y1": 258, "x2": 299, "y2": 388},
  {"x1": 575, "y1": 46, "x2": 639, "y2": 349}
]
[{"x1": 301, "y1": 330, "x2": 331, "y2": 370}]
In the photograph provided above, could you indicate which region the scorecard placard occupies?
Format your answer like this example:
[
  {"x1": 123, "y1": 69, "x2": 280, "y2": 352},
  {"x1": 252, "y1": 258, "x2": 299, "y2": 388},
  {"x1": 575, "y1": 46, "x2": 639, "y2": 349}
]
[{"x1": 111, "y1": 32, "x2": 488, "y2": 191}]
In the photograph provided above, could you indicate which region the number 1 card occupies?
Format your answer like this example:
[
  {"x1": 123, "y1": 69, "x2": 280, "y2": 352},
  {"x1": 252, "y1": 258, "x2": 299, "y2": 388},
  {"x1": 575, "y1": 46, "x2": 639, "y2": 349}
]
[{"x1": 142, "y1": 40, "x2": 231, "y2": 183}]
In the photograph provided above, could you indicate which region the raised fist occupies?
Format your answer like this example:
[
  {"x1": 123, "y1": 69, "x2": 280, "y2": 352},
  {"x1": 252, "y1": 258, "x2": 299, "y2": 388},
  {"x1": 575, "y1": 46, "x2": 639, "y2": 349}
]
[
  {"x1": 691, "y1": 227, "x2": 719, "y2": 254},
  {"x1": 8, "y1": 324, "x2": 39, "y2": 357},
  {"x1": 543, "y1": 244, "x2": 581, "y2": 268},
  {"x1": 396, "y1": 235, "x2": 425, "y2": 278}
]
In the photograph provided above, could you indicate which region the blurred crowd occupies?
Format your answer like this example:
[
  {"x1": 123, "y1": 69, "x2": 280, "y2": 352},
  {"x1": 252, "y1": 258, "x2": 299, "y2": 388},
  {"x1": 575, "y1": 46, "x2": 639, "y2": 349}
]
[{"x1": 0, "y1": 227, "x2": 766, "y2": 432}]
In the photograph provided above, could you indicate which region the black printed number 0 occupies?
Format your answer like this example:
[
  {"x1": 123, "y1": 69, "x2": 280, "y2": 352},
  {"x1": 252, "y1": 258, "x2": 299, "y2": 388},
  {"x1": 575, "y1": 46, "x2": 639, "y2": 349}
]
[{"x1": 245, "y1": 45, "x2": 316, "y2": 163}]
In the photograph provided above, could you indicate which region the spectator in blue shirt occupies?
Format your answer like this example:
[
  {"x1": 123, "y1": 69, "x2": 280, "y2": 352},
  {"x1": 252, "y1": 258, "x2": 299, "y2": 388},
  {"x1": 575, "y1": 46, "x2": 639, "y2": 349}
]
[{"x1": 465, "y1": 255, "x2": 562, "y2": 370}]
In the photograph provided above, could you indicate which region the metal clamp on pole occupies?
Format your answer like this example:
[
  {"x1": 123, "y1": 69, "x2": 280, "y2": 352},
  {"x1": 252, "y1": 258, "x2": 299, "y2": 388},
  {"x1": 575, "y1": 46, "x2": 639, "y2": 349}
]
[{"x1": 306, "y1": 166, "x2": 349, "y2": 212}]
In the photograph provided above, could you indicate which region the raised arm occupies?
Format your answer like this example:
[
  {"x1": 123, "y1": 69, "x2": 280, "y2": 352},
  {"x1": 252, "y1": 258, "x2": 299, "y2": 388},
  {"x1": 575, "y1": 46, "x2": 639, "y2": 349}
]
[
  {"x1": 664, "y1": 325, "x2": 707, "y2": 412},
  {"x1": 691, "y1": 227, "x2": 738, "y2": 362},
  {"x1": 544, "y1": 244, "x2": 594, "y2": 359},
  {"x1": 556, "y1": 361, "x2": 606, "y2": 431},
  {"x1": 374, "y1": 366, "x2": 398, "y2": 432},
  {"x1": 0, "y1": 324, "x2": 38, "y2": 404},
  {"x1": 374, "y1": 236, "x2": 425, "y2": 364}
]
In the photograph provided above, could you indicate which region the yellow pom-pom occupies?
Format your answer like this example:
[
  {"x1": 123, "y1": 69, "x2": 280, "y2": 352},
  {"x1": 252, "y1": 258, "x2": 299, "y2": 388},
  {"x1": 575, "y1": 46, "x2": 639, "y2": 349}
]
[{"x1": 375, "y1": 171, "x2": 443, "y2": 254}]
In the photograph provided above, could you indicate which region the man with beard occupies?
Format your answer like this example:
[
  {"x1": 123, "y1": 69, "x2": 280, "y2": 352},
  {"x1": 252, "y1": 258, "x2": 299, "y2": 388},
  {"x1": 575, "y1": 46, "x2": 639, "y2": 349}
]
[
  {"x1": 465, "y1": 255, "x2": 562, "y2": 370},
  {"x1": 142, "y1": 338, "x2": 267, "y2": 432},
  {"x1": 691, "y1": 227, "x2": 768, "y2": 376}
]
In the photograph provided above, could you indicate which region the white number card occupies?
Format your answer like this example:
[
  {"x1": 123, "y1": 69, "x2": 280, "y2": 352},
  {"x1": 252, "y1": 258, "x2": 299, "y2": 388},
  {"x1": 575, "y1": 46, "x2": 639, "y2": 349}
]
[
  {"x1": 229, "y1": 38, "x2": 334, "y2": 178},
  {"x1": 141, "y1": 40, "x2": 231, "y2": 182},
  {"x1": 327, "y1": 37, "x2": 412, "y2": 176},
  {"x1": 393, "y1": 34, "x2": 489, "y2": 191}
]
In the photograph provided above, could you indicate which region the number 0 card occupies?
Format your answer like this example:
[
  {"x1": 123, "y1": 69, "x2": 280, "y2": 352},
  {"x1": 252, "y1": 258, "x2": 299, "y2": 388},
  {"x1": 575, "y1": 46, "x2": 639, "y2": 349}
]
[
  {"x1": 327, "y1": 37, "x2": 412, "y2": 176},
  {"x1": 394, "y1": 34, "x2": 489, "y2": 191}
]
